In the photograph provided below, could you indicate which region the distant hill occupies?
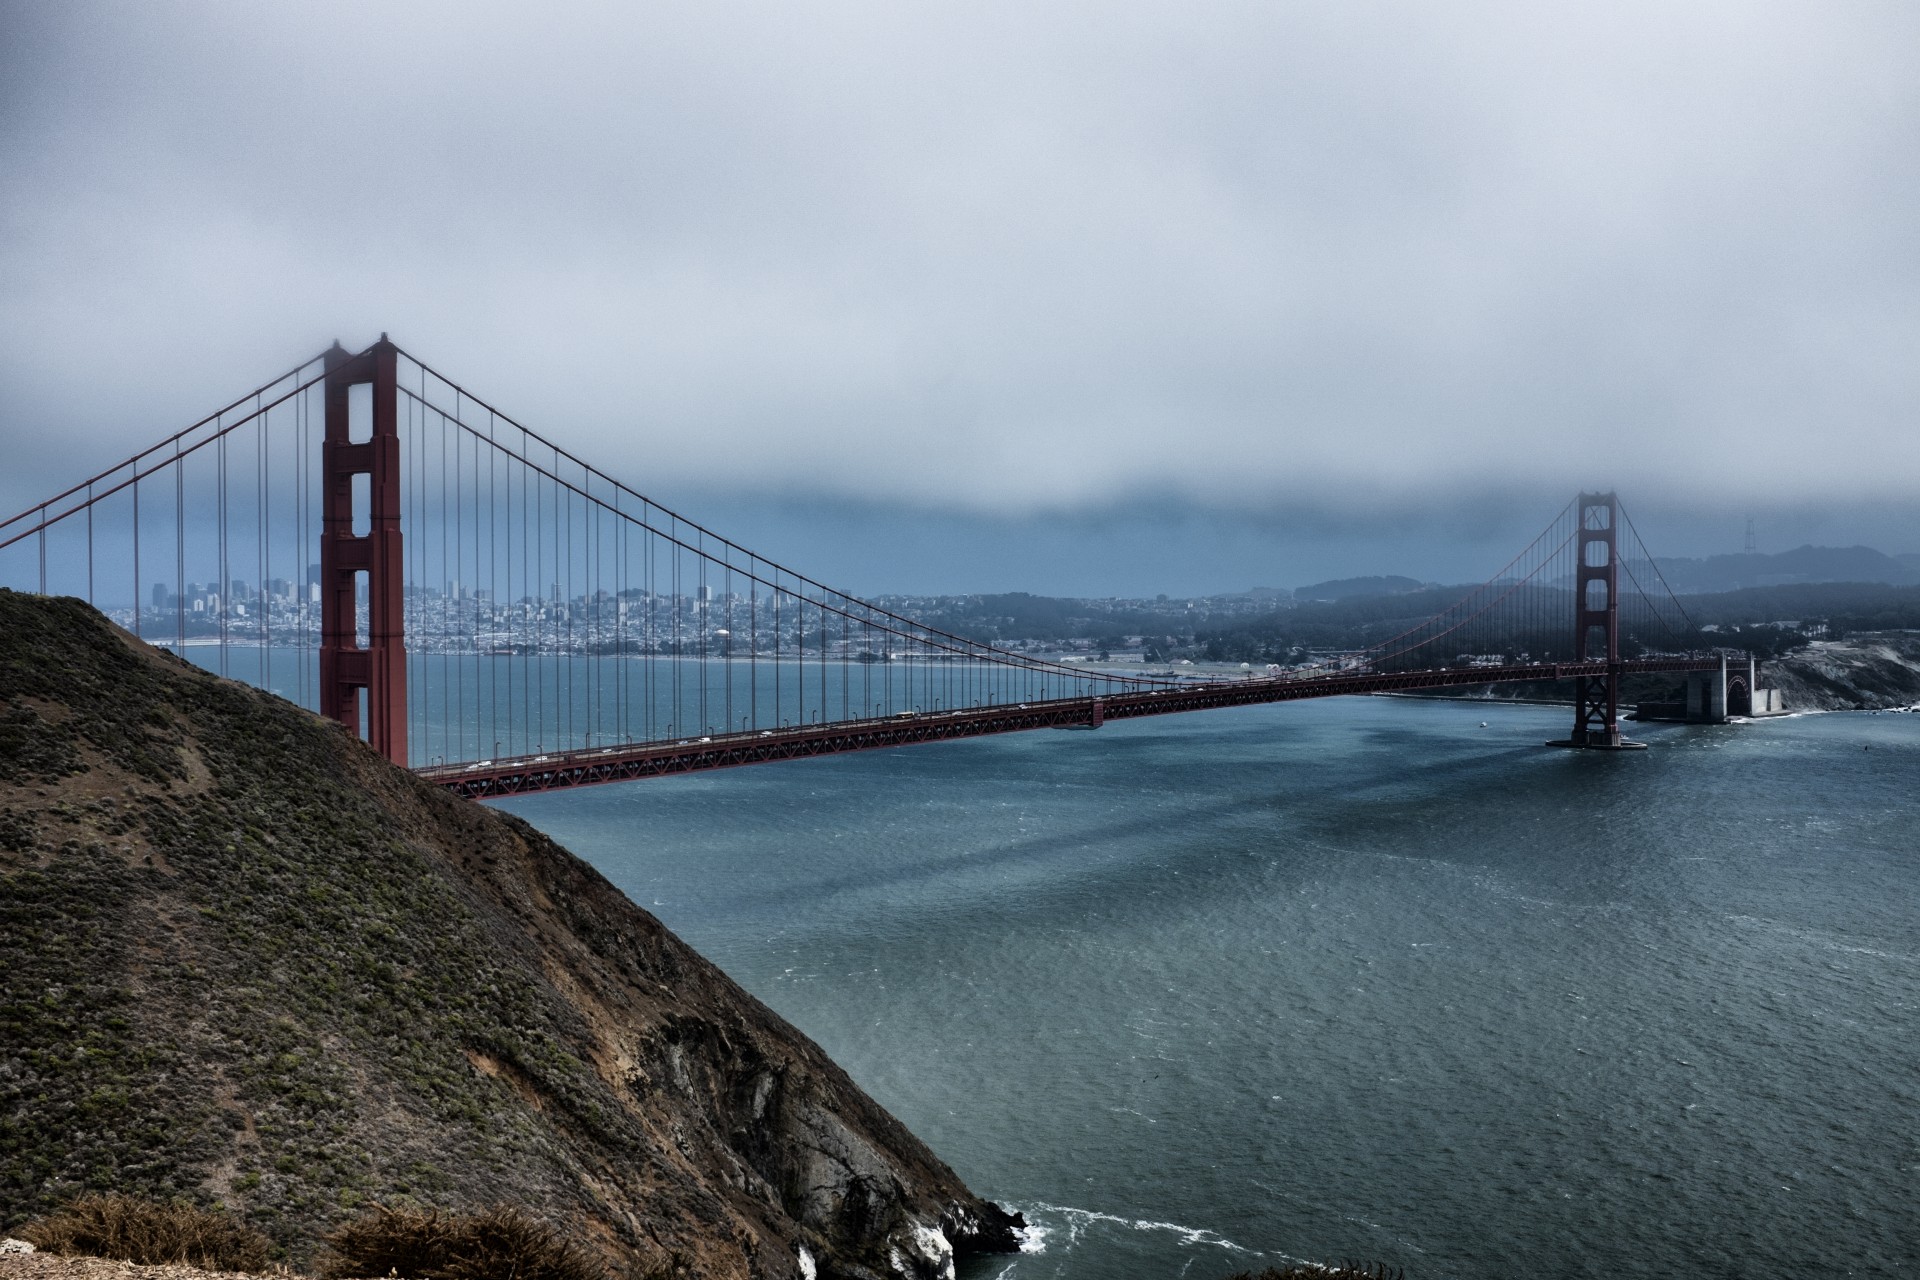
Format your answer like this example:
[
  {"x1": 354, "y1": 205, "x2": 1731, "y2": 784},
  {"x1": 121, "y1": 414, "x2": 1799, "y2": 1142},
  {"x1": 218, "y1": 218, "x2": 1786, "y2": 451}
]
[
  {"x1": 0, "y1": 592, "x2": 1019, "y2": 1278},
  {"x1": 1652, "y1": 545, "x2": 1920, "y2": 594},
  {"x1": 1291, "y1": 575, "x2": 1427, "y2": 603}
]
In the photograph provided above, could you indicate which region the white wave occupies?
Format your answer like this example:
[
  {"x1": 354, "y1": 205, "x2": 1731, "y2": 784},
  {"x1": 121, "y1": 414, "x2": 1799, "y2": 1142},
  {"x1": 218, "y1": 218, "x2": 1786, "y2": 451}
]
[{"x1": 1014, "y1": 1202, "x2": 1260, "y2": 1255}]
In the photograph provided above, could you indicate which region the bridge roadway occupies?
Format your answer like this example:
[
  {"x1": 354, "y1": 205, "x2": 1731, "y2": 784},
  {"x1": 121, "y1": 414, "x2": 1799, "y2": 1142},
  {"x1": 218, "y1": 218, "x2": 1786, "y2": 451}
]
[{"x1": 418, "y1": 656, "x2": 1722, "y2": 798}]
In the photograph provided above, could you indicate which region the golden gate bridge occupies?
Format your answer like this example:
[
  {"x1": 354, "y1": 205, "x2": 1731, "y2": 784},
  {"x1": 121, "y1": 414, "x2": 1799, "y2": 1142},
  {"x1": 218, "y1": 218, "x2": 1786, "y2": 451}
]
[{"x1": 1, "y1": 337, "x2": 1729, "y2": 797}]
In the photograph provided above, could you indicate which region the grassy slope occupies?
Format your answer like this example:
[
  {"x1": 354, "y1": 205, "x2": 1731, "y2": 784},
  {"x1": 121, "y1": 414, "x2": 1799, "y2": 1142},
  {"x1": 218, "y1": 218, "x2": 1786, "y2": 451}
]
[{"x1": 0, "y1": 591, "x2": 1015, "y2": 1278}]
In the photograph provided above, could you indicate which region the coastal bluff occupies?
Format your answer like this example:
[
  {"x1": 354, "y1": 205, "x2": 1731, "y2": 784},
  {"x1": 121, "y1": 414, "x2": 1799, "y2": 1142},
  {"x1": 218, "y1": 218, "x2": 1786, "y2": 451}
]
[{"x1": 0, "y1": 591, "x2": 1021, "y2": 1279}]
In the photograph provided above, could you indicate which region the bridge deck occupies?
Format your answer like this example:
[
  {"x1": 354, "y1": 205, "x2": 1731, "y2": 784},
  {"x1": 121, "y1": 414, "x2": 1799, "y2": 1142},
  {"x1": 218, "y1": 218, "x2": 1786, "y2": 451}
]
[{"x1": 419, "y1": 657, "x2": 1722, "y2": 798}]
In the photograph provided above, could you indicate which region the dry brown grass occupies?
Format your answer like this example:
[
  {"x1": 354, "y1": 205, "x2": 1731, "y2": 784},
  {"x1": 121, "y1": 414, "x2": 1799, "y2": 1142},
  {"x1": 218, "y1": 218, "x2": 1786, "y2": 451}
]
[
  {"x1": 318, "y1": 1204, "x2": 606, "y2": 1280},
  {"x1": 19, "y1": 1194, "x2": 271, "y2": 1271}
]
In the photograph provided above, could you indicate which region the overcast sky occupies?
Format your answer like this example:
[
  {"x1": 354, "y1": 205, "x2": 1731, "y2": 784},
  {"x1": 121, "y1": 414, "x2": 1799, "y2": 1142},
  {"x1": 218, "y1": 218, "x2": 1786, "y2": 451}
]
[{"x1": 2, "y1": 1, "x2": 1915, "y2": 594}]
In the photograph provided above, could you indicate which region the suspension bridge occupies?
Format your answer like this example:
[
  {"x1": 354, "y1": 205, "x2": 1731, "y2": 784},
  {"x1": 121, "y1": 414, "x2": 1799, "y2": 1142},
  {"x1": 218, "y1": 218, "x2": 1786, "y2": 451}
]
[{"x1": 1, "y1": 337, "x2": 1731, "y2": 798}]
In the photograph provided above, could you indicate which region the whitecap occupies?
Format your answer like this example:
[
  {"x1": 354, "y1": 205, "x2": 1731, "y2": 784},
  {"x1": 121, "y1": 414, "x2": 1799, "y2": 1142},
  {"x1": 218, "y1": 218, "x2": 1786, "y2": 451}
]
[{"x1": 1015, "y1": 1202, "x2": 1259, "y2": 1255}]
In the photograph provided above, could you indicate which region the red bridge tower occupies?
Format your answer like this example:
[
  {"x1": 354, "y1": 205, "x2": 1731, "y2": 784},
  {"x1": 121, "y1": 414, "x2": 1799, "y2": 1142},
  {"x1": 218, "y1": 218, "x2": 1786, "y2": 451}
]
[
  {"x1": 319, "y1": 337, "x2": 408, "y2": 764},
  {"x1": 1553, "y1": 491, "x2": 1644, "y2": 750}
]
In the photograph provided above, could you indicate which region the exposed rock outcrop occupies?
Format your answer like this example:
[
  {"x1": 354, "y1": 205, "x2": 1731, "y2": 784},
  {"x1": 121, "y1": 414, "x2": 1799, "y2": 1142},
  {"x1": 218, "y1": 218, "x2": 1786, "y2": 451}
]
[
  {"x1": 1763, "y1": 634, "x2": 1920, "y2": 711},
  {"x1": 0, "y1": 591, "x2": 1020, "y2": 1278}
]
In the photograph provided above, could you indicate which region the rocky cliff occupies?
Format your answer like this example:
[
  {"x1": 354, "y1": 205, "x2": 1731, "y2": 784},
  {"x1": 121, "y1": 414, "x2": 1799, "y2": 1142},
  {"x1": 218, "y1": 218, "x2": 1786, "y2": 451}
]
[
  {"x1": 0, "y1": 591, "x2": 1020, "y2": 1279},
  {"x1": 1761, "y1": 633, "x2": 1920, "y2": 711}
]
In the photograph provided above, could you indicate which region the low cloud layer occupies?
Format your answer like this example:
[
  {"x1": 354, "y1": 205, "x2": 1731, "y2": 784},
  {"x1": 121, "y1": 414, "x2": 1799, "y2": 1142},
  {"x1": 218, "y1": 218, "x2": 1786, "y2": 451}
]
[{"x1": 3, "y1": 1, "x2": 1916, "y2": 588}]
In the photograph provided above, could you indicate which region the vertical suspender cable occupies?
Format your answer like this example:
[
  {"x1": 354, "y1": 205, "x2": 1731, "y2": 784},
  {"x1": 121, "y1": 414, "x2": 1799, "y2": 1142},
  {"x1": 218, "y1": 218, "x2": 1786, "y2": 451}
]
[
  {"x1": 258, "y1": 401, "x2": 267, "y2": 686},
  {"x1": 475, "y1": 427, "x2": 483, "y2": 759},
  {"x1": 742, "y1": 562, "x2": 752, "y2": 730},
  {"x1": 404, "y1": 388, "x2": 414, "y2": 758},
  {"x1": 593, "y1": 476, "x2": 601, "y2": 747},
  {"x1": 535, "y1": 429, "x2": 544, "y2": 752},
  {"x1": 442, "y1": 383, "x2": 452, "y2": 759},
  {"x1": 563, "y1": 446, "x2": 572, "y2": 751},
  {"x1": 615, "y1": 492, "x2": 624, "y2": 743},
  {"x1": 697, "y1": 532, "x2": 708, "y2": 734},
  {"x1": 671, "y1": 515, "x2": 681, "y2": 737},
  {"x1": 507, "y1": 429, "x2": 517, "y2": 758},
  {"x1": 174, "y1": 443, "x2": 184, "y2": 653},
  {"x1": 217, "y1": 429, "x2": 228, "y2": 674},
  {"x1": 297, "y1": 388, "x2": 307, "y2": 708},
  {"x1": 489, "y1": 412, "x2": 498, "y2": 760},
  {"x1": 413, "y1": 390, "x2": 425, "y2": 762},
  {"x1": 724, "y1": 560, "x2": 734, "y2": 734},
  {"x1": 455, "y1": 397, "x2": 465, "y2": 762},
  {"x1": 520, "y1": 437, "x2": 528, "y2": 756},
  {"x1": 642, "y1": 505, "x2": 653, "y2": 741}
]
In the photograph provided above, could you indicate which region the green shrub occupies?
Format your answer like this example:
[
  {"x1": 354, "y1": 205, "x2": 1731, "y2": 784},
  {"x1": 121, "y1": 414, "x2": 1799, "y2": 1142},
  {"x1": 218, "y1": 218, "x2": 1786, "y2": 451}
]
[
  {"x1": 21, "y1": 1193, "x2": 271, "y2": 1270},
  {"x1": 320, "y1": 1203, "x2": 605, "y2": 1280}
]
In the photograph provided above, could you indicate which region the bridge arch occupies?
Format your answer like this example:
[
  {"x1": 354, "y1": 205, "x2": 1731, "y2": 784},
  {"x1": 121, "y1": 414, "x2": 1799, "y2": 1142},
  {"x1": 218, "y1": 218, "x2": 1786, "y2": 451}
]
[{"x1": 1727, "y1": 674, "x2": 1752, "y2": 717}]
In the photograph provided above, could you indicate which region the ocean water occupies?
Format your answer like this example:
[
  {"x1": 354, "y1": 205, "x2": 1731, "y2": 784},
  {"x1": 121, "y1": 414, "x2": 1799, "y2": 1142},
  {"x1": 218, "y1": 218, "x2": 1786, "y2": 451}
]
[{"x1": 496, "y1": 697, "x2": 1919, "y2": 1279}]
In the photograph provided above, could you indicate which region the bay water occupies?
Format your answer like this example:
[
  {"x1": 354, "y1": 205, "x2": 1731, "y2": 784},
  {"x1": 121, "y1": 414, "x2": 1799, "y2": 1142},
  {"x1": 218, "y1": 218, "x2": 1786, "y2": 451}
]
[{"x1": 493, "y1": 696, "x2": 1916, "y2": 1278}]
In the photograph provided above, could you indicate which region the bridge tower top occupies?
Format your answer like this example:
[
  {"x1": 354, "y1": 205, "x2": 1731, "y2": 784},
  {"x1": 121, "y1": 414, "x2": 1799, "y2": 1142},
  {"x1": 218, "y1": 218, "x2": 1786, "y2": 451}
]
[{"x1": 1576, "y1": 491, "x2": 1618, "y2": 666}]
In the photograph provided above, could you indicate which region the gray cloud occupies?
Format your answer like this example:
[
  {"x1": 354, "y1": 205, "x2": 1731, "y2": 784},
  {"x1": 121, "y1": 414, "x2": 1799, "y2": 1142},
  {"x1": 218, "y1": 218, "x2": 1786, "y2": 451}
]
[{"x1": 2, "y1": 0, "x2": 1916, "y2": 588}]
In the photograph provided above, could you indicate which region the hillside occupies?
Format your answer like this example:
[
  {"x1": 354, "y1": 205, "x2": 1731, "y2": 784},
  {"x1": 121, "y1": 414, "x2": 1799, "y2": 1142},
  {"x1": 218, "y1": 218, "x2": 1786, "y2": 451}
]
[
  {"x1": 1653, "y1": 544, "x2": 1920, "y2": 593},
  {"x1": 1762, "y1": 634, "x2": 1920, "y2": 710},
  {"x1": 1291, "y1": 575, "x2": 1426, "y2": 603},
  {"x1": 0, "y1": 591, "x2": 1020, "y2": 1279}
]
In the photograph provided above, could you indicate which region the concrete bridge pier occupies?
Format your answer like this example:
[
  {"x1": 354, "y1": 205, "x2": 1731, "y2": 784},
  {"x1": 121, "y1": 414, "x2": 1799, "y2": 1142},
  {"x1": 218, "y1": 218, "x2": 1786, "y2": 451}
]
[
  {"x1": 1681, "y1": 657, "x2": 1733, "y2": 722},
  {"x1": 1681, "y1": 655, "x2": 1785, "y2": 721},
  {"x1": 1636, "y1": 655, "x2": 1786, "y2": 724}
]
